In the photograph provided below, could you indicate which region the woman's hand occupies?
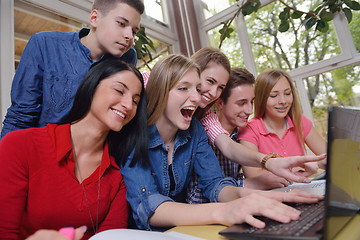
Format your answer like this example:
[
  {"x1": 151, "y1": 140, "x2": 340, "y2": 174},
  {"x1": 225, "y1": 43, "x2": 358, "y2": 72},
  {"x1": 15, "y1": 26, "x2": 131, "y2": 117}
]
[
  {"x1": 214, "y1": 189, "x2": 323, "y2": 228},
  {"x1": 265, "y1": 154, "x2": 326, "y2": 183},
  {"x1": 26, "y1": 226, "x2": 86, "y2": 240}
]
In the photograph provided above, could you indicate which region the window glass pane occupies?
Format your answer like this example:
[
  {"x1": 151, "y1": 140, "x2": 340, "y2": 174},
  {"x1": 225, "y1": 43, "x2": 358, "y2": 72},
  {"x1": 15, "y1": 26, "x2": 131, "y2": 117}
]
[
  {"x1": 137, "y1": 37, "x2": 170, "y2": 72},
  {"x1": 144, "y1": 0, "x2": 167, "y2": 25},
  {"x1": 349, "y1": 11, "x2": 360, "y2": 53},
  {"x1": 244, "y1": 0, "x2": 341, "y2": 73},
  {"x1": 303, "y1": 63, "x2": 360, "y2": 137},
  {"x1": 201, "y1": 0, "x2": 232, "y2": 19},
  {"x1": 207, "y1": 24, "x2": 245, "y2": 68},
  {"x1": 14, "y1": 3, "x2": 83, "y2": 68}
]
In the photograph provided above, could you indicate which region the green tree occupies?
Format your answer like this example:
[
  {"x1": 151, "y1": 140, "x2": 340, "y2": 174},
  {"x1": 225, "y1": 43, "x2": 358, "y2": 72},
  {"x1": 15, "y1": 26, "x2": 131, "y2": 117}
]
[{"x1": 212, "y1": 0, "x2": 359, "y2": 109}]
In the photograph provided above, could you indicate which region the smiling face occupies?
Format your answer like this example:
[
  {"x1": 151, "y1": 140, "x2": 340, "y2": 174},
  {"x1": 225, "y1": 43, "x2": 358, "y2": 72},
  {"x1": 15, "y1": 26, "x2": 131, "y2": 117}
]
[
  {"x1": 265, "y1": 76, "x2": 293, "y2": 120},
  {"x1": 218, "y1": 84, "x2": 255, "y2": 131},
  {"x1": 198, "y1": 62, "x2": 230, "y2": 108},
  {"x1": 157, "y1": 69, "x2": 201, "y2": 131},
  {"x1": 89, "y1": 70, "x2": 142, "y2": 132},
  {"x1": 91, "y1": 3, "x2": 141, "y2": 57}
]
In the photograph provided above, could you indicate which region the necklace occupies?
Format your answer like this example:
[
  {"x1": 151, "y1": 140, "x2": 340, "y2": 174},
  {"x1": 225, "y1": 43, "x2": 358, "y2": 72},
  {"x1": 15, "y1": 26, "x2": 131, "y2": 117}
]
[{"x1": 75, "y1": 158, "x2": 102, "y2": 235}]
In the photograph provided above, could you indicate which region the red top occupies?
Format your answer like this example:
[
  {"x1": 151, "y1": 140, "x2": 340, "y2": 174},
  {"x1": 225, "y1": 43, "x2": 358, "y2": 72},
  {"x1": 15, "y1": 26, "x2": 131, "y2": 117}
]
[{"x1": 0, "y1": 124, "x2": 128, "y2": 239}]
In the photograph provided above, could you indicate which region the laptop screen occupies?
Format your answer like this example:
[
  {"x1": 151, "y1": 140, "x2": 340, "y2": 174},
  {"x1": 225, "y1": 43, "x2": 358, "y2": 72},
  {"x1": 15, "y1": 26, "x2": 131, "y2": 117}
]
[{"x1": 324, "y1": 106, "x2": 360, "y2": 239}]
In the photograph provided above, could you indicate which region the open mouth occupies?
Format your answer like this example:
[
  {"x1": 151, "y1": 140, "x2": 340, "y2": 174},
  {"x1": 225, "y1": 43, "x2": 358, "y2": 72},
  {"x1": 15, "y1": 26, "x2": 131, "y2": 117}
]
[{"x1": 180, "y1": 106, "x2": 196, "y2": 120}]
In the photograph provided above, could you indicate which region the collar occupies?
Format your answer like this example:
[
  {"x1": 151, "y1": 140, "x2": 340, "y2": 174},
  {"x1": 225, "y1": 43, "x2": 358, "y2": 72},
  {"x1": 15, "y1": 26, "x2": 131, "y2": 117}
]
[
  {"x1": 78, "y1": 28, "x2": 113, "y2": 63},
  {"x1": 258, "y1": 115, "x2": 294, "y2": 136},
  {"x1": 148, "y1": 124, "x2": 191, "y2": 149},
  {"x1": 48, "y1": 124, "x2": 119, "y2": 172}
]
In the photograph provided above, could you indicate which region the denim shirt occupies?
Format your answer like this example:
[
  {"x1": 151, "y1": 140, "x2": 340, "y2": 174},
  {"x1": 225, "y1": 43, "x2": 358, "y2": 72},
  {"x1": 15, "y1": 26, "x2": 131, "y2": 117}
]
[
  {"x1": 121, "y1": 118, "x2": 239, "y2": 230},
  {"x1": 1, "y1": 28, "x2": 137, "y2": 138}
]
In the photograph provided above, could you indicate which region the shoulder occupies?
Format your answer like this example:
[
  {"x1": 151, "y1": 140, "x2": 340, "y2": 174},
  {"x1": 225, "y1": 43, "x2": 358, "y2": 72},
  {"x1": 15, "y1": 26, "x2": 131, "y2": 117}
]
[
  {"x1": 190, "y1": 118, "x2": 205, "y2": 132},
  {"x1": 31, "y1": 30, "x2": 77, "y2": 42},
  {"x1": 0, "y1": 126, "x2": 49, "y2": 151},
  {"x1": 247, "y1": 117, "x2": 263, "y2": 129},
  {"x1": 301, "y1": 114, "x2": 312, "y2": 124},
  {"x1": 300, "y1": 114, "x2": 313, "y2": 135}
]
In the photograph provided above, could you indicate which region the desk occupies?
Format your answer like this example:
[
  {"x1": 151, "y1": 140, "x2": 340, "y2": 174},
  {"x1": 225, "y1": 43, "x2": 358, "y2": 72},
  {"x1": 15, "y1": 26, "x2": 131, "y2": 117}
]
[{"x1": 167, "y1": 215, "x2": 360, "y2": 240}]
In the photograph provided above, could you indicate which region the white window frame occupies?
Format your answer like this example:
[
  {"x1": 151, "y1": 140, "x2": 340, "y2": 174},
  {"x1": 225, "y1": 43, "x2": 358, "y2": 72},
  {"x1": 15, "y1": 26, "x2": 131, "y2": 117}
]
[{"x1": 193, "y1": 0, "x2": 360, "y2": 120}]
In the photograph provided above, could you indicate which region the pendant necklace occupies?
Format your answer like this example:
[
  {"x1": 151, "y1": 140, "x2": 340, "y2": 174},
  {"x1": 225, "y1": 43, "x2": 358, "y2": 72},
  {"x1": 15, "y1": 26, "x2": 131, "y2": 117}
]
[{"x1": 76, "y1": 158, "x2": 102, "y2": 235}]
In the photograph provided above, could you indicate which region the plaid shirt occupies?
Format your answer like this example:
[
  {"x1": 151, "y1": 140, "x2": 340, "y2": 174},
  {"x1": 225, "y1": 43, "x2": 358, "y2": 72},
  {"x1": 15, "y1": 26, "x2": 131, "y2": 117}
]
[{"x1": 186, "y1": 129, "x2": 244, "y2": 204}]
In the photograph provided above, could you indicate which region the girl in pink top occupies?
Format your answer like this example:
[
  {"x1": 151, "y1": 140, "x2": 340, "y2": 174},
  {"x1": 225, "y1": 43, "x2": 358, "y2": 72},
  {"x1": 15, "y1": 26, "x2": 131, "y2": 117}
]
[{"x1": 239, "y1": 69, "x2": 327, "y2": 180}]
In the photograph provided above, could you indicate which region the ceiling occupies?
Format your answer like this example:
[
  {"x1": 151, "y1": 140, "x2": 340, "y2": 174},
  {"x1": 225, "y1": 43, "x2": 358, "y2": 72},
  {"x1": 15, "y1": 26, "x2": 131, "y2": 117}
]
[{"x1": 14, "y1": 2, "x2": 83, "y2": 62}]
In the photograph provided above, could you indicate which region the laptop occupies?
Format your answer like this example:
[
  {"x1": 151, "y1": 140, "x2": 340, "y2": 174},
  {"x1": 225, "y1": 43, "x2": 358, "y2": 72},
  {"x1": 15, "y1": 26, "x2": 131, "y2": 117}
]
[{"x1": 219, "y1": 106, "x2": 360, "y2": 240}]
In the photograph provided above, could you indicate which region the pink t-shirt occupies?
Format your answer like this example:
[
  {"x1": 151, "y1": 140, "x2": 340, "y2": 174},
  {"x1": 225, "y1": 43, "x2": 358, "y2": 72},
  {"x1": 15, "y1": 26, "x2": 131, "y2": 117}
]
[{"x1": 238, "y1": 114, "x2": 313, "y2": 156}]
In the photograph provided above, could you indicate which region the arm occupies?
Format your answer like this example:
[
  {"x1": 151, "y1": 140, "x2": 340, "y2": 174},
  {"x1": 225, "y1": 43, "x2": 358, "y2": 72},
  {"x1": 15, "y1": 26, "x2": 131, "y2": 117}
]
[
  {"x1": 305, "y1": 127, "x2": 327, "y2": 169},
  {"x1": 200, "y1": 110, "x2": 229, "y2": 145},
  {"x1": 214, "y1": 133, "x2": 264, "y2": 167},
  {"x1": 1, "y1": 34, "x2": 44, "y2": 138},
  {"x1": 214, "y1": 133, "x2": 326, "y2": 183},
  {"x1": 0, "y1": 132, "x2": 30, "y2": 238},
  {"x1": 238, "y1": 140, "x2": 290, "y2": 189},
  {"x1": 150, "y1": 188, "x2": 323, "y2": 229}
]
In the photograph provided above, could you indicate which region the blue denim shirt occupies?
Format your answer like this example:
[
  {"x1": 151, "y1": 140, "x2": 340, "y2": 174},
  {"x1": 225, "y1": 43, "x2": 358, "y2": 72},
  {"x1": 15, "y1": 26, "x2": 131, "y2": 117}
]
[
  {"x1": 121, "y1": 118, "x2": 239, "y2": 230},
  {"x1": 1, "y1": 28, "x2": 137, "y2": 138}
]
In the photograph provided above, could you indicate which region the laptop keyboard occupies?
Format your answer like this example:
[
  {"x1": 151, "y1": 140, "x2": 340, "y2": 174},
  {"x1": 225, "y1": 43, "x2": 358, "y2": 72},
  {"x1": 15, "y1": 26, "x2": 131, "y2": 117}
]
[{"x1": 242, "y1": 201, "x2": 325, "y2": 237}]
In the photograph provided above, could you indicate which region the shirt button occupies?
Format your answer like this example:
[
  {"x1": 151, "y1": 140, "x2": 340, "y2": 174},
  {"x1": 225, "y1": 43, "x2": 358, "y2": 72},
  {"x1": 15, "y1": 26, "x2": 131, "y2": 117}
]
[
  {"x1": 141, "y1": 188, "x2": 146, "y2": 193},
  {"x1": 163, "y1": 165, "x2": 167, "y2": 169},
  {"x1": 165, "y1": 185, "x2": 169, "y2": 188}
]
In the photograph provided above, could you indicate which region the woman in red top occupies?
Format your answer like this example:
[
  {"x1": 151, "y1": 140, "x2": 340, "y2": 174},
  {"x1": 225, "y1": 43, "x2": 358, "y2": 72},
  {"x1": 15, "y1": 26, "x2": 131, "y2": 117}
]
[{"x1": 0, "y1": 58, "x2": 148, "y2": 239}]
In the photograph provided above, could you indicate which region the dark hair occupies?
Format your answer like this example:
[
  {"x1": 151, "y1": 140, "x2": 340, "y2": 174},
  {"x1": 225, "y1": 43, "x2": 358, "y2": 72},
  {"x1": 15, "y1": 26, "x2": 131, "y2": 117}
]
[
  {"x1": 61, "y1": 58, "x2": 148, "y2": 167},
  {"x1": 93, "y1": 0, "x2": 145, "y2": 15},
  {"x1": 219, "y1": 68, "x2": 255, "y2": 104}
]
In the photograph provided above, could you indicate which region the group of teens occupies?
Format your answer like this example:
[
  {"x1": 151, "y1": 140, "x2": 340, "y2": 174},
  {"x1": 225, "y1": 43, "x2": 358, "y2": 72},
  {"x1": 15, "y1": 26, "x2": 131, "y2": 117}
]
[{"x1": 0, "y1": 0, "x2": 327, "y2": 239}]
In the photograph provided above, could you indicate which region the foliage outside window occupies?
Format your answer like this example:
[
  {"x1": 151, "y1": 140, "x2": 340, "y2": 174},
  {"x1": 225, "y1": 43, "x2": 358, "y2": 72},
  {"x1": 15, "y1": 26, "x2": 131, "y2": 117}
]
[{"x1": 204, "y1": 0, "x2": 360, "y2": 137}]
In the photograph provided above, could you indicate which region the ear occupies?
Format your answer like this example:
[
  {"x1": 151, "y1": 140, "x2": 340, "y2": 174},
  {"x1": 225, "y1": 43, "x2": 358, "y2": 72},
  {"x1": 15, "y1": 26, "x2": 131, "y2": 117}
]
[{"x1": 89, "y1": 9, "x2": 100, "y2": 28}]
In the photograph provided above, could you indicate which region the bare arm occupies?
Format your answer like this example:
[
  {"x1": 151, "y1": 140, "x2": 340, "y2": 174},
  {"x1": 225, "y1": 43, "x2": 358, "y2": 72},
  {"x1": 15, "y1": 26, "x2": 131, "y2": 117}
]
[
  {"x1": 214, "y1": 133, "x2": 264, "y2": 167},
  {"x1": 150, "y1": 188, "x2": 323, "y2": 229},
  {"x1": 240, "y1": 140, "x2": 263, "y2": 178},
  {"x1": 214, "y1": 133, "x2": 326, "y2": 182},
  {"x1": 239, "y1": 140, "x2": 290, "y2": 189},
  {"x1": 305, "y1": 127, "x2": 327, "y2": 169}
]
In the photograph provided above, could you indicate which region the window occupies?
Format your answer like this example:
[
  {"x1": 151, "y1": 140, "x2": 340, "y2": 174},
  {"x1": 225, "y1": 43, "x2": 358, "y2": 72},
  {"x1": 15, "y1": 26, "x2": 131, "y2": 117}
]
[
  {"x1": 194, "y1": 0, "x2": 360, "y2": 125},
  {"x1": 14, "y1": 0, "x2": 83, "y2": 68},
  {"x1": 201, "y1": 0, "x2": 232, "y2": 19}
]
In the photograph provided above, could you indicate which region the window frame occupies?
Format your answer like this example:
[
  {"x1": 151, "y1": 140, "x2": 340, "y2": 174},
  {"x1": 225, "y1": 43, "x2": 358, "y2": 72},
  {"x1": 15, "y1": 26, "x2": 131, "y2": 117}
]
[{"x1": 193, "y1": 0, "x2": 360, "y2": 120}]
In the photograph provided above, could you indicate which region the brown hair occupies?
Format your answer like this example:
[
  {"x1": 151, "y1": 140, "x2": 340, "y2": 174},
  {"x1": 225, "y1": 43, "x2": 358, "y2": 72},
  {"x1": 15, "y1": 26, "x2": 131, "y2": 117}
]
[
  {"x1": 219, "y1": 68, "x2": 255, "y2": 104},
  {"x1": 192, "y1": 47, "x2": 231, "y2": 118},
  {"x1": 92, "y1": 0, "x2": 145, "y2": 15},
  {"x1": 146, "y1": 54, "x2": 200, "y2": 125}
]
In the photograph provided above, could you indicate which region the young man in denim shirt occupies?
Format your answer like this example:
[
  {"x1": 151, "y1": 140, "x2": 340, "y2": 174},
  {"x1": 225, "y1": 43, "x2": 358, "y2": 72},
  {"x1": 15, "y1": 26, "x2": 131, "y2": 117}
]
[{"x1": 1, "y1": 0, "x2": 143, "y2": 138}]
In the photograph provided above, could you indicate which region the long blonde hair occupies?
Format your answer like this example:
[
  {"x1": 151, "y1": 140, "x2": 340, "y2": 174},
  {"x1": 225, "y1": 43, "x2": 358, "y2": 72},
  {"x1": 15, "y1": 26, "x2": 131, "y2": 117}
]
[
  {"x1": 146, "y1": 54, "x2": 200, "y2": 125},
  {"x1": 254, "y1": 69, "x2": 304, "y2": 148}
]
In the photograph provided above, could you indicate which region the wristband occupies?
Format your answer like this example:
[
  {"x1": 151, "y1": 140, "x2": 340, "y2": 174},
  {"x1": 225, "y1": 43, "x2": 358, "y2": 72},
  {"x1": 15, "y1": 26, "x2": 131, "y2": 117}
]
[
  {"x1": 261, "y1": 152, "x2": 283, "y2": 170},
  {"x1": 59, "y1": 227, "x2": 75, "y2": 240}
]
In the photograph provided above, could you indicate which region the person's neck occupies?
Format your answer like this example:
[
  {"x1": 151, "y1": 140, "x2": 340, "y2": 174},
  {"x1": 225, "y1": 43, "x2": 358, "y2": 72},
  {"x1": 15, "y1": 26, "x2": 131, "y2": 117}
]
[
  {"x1": 80, "y1": 31, "x2": 103, "y2": 62},
  {"x1": 262, "y1": 115, "x2": 287, "y2": 132},
  {"x1": 70, "y1": 119, "x2": 108, "y2": 157},
  {"x1": 155, "y1": 119, "x2": 177, "y2": 145},
  {"x1": 217, "y1": 111, "x2": 236, "y2": 134}
]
